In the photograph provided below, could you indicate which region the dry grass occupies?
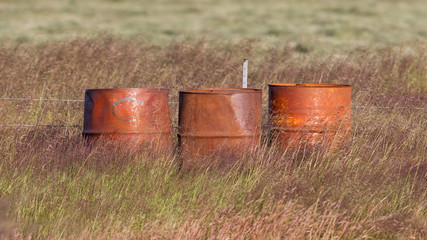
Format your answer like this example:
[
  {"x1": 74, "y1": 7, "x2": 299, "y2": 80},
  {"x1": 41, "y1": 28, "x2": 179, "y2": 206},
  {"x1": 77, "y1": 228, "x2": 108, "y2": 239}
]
[{"x1": 0, "y1": 38, "x2": 426, "y2": 239}]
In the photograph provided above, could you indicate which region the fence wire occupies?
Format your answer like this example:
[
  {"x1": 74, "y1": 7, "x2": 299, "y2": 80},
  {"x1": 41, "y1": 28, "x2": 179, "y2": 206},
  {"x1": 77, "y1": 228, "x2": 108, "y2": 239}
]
[
  {"x1": 0, "y1": 97, "x2": 84, "y2": 102},
  {"x1": 0, "y1": 124, "x2": 81, "y2": 128},
  {"x1": 1, "y1": 97, "x2": 425, "y2": 110},
  {"x1": 1, "y1": 97, "x2": 426, "y2": 128}
]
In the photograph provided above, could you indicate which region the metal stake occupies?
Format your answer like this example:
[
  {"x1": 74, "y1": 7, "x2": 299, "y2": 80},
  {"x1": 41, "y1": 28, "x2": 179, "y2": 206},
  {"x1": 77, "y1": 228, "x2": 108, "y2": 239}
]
[{"x1": 242, "y1": 59, "x2": 248, "y2": 88}]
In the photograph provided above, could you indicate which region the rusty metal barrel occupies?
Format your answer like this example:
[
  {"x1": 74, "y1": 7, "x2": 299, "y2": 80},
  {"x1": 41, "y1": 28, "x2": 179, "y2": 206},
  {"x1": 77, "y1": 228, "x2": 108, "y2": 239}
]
[
  {"x1": 83, "y1": 88, "x2": 172, "y2": 150},
  {"x1": 268, "y1": 83, "x2": 351, "y2": 149},
  {"x1": 178, "y1": 88, "x2": 262, "y2": 160}
]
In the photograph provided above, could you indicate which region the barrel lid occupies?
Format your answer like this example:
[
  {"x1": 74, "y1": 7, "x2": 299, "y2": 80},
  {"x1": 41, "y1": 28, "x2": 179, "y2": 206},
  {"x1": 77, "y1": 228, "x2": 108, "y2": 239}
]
[
  {"x1": 268, "y1": 83, "x2": 351, "y2": 88},
  {"x1": 180, "y1": 88, "x2": 261, "y2": 95}
]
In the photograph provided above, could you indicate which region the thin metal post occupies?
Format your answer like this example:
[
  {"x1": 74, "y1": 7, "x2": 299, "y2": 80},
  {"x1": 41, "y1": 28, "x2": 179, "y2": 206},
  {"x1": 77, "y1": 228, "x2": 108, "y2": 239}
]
[{"x1": 242, "y1": 59, "x2": 248, "y2": 88}]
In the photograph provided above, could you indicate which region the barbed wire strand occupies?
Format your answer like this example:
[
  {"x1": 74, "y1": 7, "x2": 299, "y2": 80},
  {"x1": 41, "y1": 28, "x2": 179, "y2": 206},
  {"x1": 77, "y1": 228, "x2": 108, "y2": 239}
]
[
  {"x1": 0, "y1": 124, "x2": 82, "y2": 128},
  {"x1": 1, "y1": 97, "x2": 426, "y2": 110},
  {"x1": 0, "y1": 97, "x2": 425, "y2": 128},
  {"x1": 0, "y1": 97, "x2": 84, "y2": 102},
  {"x1": 1, "y1": 123, "x2": 425, "y2": 128}
]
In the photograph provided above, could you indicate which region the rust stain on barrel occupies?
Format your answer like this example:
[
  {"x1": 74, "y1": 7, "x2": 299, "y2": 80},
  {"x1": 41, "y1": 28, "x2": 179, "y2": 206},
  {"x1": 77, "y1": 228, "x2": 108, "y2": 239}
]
[
  {"x1": 178, "y1": 88, "x2": 262, "y2": 161},
  {"x1": 83, "y1": 88, "x2": 172, "y2": 150},
  {"x1": 268, "y1": 83, "x2": 351, "y2": 149}
]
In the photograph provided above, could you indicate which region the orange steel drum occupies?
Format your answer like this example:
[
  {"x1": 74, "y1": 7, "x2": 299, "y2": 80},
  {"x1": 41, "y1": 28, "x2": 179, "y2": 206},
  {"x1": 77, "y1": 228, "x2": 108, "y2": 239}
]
[
  {"x1": 83, "y1": 88, "x2": 172, "y2": 150},
  {"x1": 178, "y1": 88, "x2": 262, "y2": 160},
  {"x1": 268, "y1": 83, "x2": 351, "y2": 149}
]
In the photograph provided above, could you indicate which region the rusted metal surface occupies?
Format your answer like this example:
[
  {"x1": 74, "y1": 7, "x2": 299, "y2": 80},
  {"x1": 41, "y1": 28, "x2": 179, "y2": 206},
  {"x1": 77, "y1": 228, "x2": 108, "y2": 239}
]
[
  {"x1": 83, "y1": 88, "x2": 172, "y2": 150},
  {"x1": 178, "y1": 88, "x2": 262, "y2": 160},
  {"x1": 268, "y1": 83, "x2": 351, "y2": 149}
]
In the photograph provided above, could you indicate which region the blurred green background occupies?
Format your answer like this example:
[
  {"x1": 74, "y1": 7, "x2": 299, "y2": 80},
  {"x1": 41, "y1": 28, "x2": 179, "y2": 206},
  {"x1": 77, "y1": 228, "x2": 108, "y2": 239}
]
[{"x1": 2, "y1": 0, "x2": 427, "y2": 53}]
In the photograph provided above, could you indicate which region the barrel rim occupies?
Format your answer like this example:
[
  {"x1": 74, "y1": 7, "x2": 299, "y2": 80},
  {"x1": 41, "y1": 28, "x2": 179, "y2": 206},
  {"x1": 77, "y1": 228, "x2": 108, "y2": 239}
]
[
  {"x1": 85, "y1": 88, "x2": 169, "y2": 92},
  {"x1": 82, "y1": 131, "x2": 172, "y2": 134},
  {"x1": 268, "y1": 83, "x2": 351, "y2": 88},
  {"x1": 179, "y1": 88, "x2": 261, "y2": 95}
]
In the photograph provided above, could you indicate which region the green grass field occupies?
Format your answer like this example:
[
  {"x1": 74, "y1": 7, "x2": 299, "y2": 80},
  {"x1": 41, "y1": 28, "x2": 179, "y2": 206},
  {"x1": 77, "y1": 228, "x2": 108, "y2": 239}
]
[
  {"x1": 0, "y1": 0, "x2": 426, "y2": 239},
  {"x1": 2, "y1": 0, "x2": 427, "y2": 53}
]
